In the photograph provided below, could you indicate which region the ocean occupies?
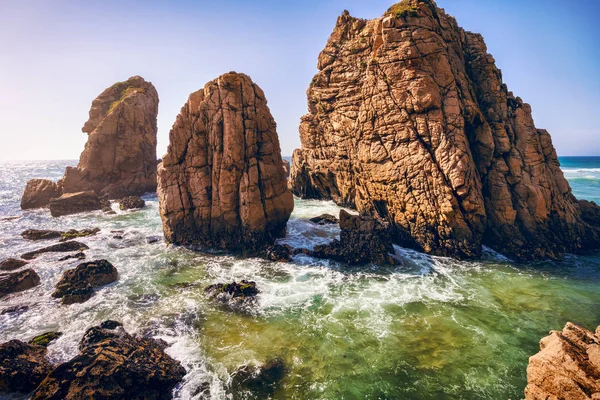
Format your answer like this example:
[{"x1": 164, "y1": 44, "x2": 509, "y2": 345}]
[{"x1": 1, "y1": 157, "x2": 599, "y2": 399}]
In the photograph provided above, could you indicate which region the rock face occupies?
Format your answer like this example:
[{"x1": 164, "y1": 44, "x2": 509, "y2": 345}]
[
  {"x1": 0, "y1": 269, "x2": 40, "y2": 298},
  {"x1": 49, "y1": 191, "x2": 101, "y2": 217},
  {"x1": 525, "y1": 322, "x2": 600, "y2": 400},
  {"x1": 157, "y1": 72, "x2": 294, "y2": 251},
  {"x1": 53, "y1": 260, "x2": 118, "y2": 304},
  {"x1": 61, "y1": 76, "x2": 159, "y2": 198},
  {"x1": 289, "y1": 0, "x2": 600, "y2": 261},
  {"x1": 31, "y1": 321, "x2": 186, "y2": 400},
  {"x1": 0, "y1": 340, "x2": 54, "y2": 394},
  {"x1": 20, "y1": 179, "x2": 63, "y2": 210}
]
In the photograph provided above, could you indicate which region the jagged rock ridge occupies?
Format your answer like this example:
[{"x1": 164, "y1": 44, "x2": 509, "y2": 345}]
[
  {"x1": 289, "y1": 0, "x2": 600, "y2": 260},
  {"x1": 157, "y1": 72, "x2": 294, "y2": 251}
]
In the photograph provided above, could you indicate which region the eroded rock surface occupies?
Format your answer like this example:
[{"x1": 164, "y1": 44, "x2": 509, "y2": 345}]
[
  {"x1": 20, "y1": 179, "x2": 62, "y2": 210},
  {"x1": 31, "y1": 321, "x2": 186, "y2": 400},
  {"x1": 53, "y1": 260, "x2": 118, "y2": 304},
  {"x1": 525, "y1": 322, "x2": 600, "y2": 400},
  {"x1": 158, "y1": 72, "x2": 294, "y2": 251},
  {"x1": 49, "y1": 191, "x2": 101, "y2": 217},
  {"x1": 22, "y1": 241, "x2": 89, "y2": 260},
  {"x1": 119, "y1": 196, "x2": 145, "y2": 210},
  {"x1": 289, "y1": 0, "x2": 600, "y2": 261},
  {"x1": 0, "y1": 340, "x2": 53, "y2": 394},
  {"x1": 0, "y1": 258, "x2": 28, "y2": 271},
  {"x1": 0, "y1": 269, "x2": 40, "y2": 298}
]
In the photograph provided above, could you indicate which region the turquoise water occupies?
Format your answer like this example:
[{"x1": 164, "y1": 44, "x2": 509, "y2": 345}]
[{"x1": 0, "y1": 158, "x2": 599, "y2": 400}]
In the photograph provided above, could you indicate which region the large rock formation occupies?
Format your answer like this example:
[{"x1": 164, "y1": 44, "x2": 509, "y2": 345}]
[
  {"x1": 20, "y1": 76, "x2": 159, "y2": 211},
  {"x1": 289, "y1": 0, "x2": 600, "y2": 261},
  {"x1": 0, "y1": 340, "x2": 54, "y2": 394},
  {"x1": 525, "y1": 322, "x2": 600, "y2": 399},
  {"x1": 158, "y1": 72, "x2": 294, "y2": 251}
]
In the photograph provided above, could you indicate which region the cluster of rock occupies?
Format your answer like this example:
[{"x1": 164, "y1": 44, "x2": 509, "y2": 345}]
[
  {"x1": 157, "y1": 72, "x2": 294, "y2": 252},
  {"x1": 525, "y1": 322, "x2": 600, "y2": 399},
  {"x1": 21, "y1": 76, "x2": 158, "y2": 216},
  {"x1": 0, "y1": 321, "x2": 185, "y2": 399},
  {"x1": 288, "y1": 0, "x2": 600, "y2": 261}
]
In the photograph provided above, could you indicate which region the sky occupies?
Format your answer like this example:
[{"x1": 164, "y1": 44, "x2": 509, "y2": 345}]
[{"x1": 0, "y1": 0, "x2": 598, "y2": 160}]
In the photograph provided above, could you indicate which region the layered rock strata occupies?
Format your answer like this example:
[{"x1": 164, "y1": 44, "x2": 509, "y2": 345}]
[
  {"x1": 158, "y1": 72, "x2": 294, "y2": 251},
  {"x1": 289, "y1": 0, "x2": 600, "y2": 260}
]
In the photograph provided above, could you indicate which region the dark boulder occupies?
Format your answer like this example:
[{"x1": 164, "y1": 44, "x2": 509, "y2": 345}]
[
  {"x1": 20, "y1": 179, "x2": 62, "y2": 210},
  {"x1": 58, "y1": 252, "x2": 86, "y2": 262},
  {"x1": 579, "y1": 199, "x2": 600, "y2": 227},
  {"x1": 119, "y1": 196, "x2": 146, "y2": 210},
  {"x1": 264, "y1": 244, "x2": 292, "y2": 262},
  {"x1": 0, "y1": 258, "x2": 28, "y2": 271},
  {"x1": 1, "y1": 305, "x2": 29, "y2": 315},
  {"x1": 205, "y1": 280, "x2": 259, "y2": 312},
  {"x1": 53, "y1": 260, "x2": 118, "y2": 304},
  {"x1": 0, "y1": 340, "x2": 53, "y2": 394},
  {"x1": 0, "y1": 269, "x2": 40, "y2": 298},
  {"x1": 231, "y1": 357, "x2": 286, "y2": 397},
  {"x1": 21, "y1": 229, "x2": 63, "y2": 241},
  {"x1": 31, "y1": 321, "x2": 186, "y2": 400},
  {"x1": 49, "y1": 191, "x2": 101, "y2": 217},
  {"x1": 309, "y1": 213, "x2": 338, "y2": 225},
  {"x1": 21, "y1": 241, "x2": 89, "y2": 260}
]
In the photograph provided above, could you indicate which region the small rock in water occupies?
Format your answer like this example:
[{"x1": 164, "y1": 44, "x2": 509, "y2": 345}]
[
  {"x1": 119, "y1": 196, "x2": 145, "y2": 210},
  {"x1": 21, "y1": 241, "x2": 89, "y2": 260},
  {"x1": 21, "y1": 229, "x2": 62, "y2": 241},
  {"x1": 99, "y1": 198, "x2": 112, "y2": 213},
  {"x1": 28, "y1": 331, "x2": 63, "y2": 347},
  {"x1": 49, "y1": 191, "x2": 102, "y2": 217},
  {"x1": 58, "y1": 252, "x2": 86, "y2": 262},
  {"x1": 1, "y1": 305, "x2": 30, "y2": 315},
  {"x1": 53, "y1": 259, "x2": 118, "y2": 305},
  {"x1": 264, "y1": 244, "x2": 292, "y2": 262},
  {"x1": 0, "y1": 258, "x2": 28, "y2": 271},
  {"x1": 1, "y1": 215, "x2": 22, "y2": 221},
  {"x1": 205, "y1": 280, "x2": 259, "y2": 312},
  {"x1": 231, "y1": 357, "x2": 286, "y2": 397},
  {"x1": 309, "y1": 213, "x2": 338, "y2": 225},
  {"x1": 146, "y1": 235, "x2": 162, "y2": 244},
  {"x1": 0, "y1": 269, "x2": 40, "y2": 298},
  {"x1": 58, "y1": 228, "x2": 100, "y2": 242},
  {"x1": 0, "y1": 339, "x2": 54, "y2": 394}
]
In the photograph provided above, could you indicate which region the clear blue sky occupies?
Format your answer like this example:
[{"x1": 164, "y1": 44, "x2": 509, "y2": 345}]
[{"x1": 0, "y1": 0, "x2": 598, "y2": 160}]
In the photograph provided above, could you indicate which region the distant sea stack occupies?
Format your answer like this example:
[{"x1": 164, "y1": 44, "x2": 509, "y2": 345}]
[
  {"x1": 157, "y1": 72, "x2": 294, "y2": 251},
  {"x1": 289, "y1": 0, "x2": 600, "y2": 261},
  {"x1": 21, "y1": 76, "x2": 159, "y2": 212}
]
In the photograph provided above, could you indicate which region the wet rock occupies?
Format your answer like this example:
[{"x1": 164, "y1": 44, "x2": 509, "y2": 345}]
[
  {"x1": 264, "y1": 244, "x2": 293, "y2": 262},
  {"x1": 53, "y1": 259, "x2": 118, "y2": 304},
  {"x1": 525, "y1": 322, "x2": 600, "y2": 399},
  {"x1": 231, "y1": 357, "x2": 286, "y2": 397},
  {"x1": 0, "y1": 269, "x2": 40, "y2": 298},
  {"x1": 309, "y1": 213, "x2": 338, "y2": 225},
  {"x1": 28, "y1": 331, "x2": 63, "y2": 347},
  {"x1": 157, "y1": 72, "x2": 294, "y2": 252},
  {"x1": 21, "y1": 229, "x2": 63, "y2": 241},
  {"x1": 49, "y1": 191, "x2": 102, "y2": 217},
  {"x1": 60, "y1": 76, "x2": 159, "y2": 199},
  {"x1": 59, "y1": 228, "x2": 100, "y2": 242},
  {"x1": 146, "y1": 235, "x2": 162, "y2": 244},
  {"x1": 119, "y1": 196, "x2": 146, "y2": 210},
  {"x1": 1, "y1": 215, "x2": 22, "y2": 221},
  {"x1": 579, "y1": 199, "x2": 600, "y2": 227},
  {"x1": 0, "y1": 339, "x2": 54, "y2": 394},
  {"x1": 289, "y1": 0, "x2": 600, "y2": 261},
  {"x1": 205, "y1": 280, "x2": 259, "y2": 311},
  {"x1": 1, "y1": 305, "x2": 29, "y2": 315},
  {"x1": 0, "y1": 258, "x2": 28, "y2": 271},
  {"x1": 20, "y1": 179, "x2": 62, "y2": 210},
  {"x1": 21, "y1": 241, "x2": 89, "y2": 260},
  {"x1": 312, "y1": 210, "x2": 397, "y2": 265},
  {"x1": 31, "y1": 321, "x2": 186, "y2": 400},
  {"x1": 58, "y1": 252, "x2": 86, "y2": 261}
]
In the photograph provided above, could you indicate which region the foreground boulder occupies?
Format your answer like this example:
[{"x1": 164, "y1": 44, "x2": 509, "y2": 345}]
[
  {"x1": 288, "y1": 0, "x2": 600, "y2": 261},
  {"x1": 157, "y1": 72, "x2": 294, "y2": 252},
  {"x1": 53, "y1": 260, "x2": 118, "y2": 304},
  {"x1": 0, "y1": 340, "x2": 53, "y2": 394},
  {"x1": 22, "y1": 241, "x2": 89, "y2": 260},
  {"x1": 20, "y1": 179, "x2": 62, "y2": 210},
  {"x1": 60, "y1": 76, "x2": 159, "y2": 198},
  {"x1": 525, "y1": 322, "x2": 600, "y2": 399},
  {"x1": 119, "y1": 196, "x2": 145, "y2": 210},
  {"x1": 0, "y1": 269, "x2": 40, "y2": 298},
  {"x1": 0, "y1": 258, "x2": 28, "y2": 271},
  {"x1": 231, "y1": 357, "x2": 286, "y2": 398},
  {"x1": 311, "y1": 210, "x2": 397, "y2": 265},
  {"x1": 31, "y1": 321, "x2": 186, "y2": 400},
  {"x1": 49, "y1": 191, "x2": 101, "y2": 217}
]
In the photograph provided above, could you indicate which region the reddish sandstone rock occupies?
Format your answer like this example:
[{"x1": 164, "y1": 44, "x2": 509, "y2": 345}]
[
  {"x1": 289, "y1": 0, "x2": 600, "y2": 261},
  {"x1": 49, "y1": 191, "x2": 101, "y2": 217},
  {"x1": 20, "y1": 179, "x2": 62, "y2": 210},
  {"x1": 525, "y1": 322, "x2": 600, "y2": 400},
  {"x1": 158, "y1": 72, "x2": 294, "y2": 251},
  {"x1": 53, "y1": 260, "x2": 118, "y2": 304}
]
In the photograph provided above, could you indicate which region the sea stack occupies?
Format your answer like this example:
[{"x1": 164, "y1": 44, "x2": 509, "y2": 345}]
[
  {"x1": 157, "y1": 72, "x2": 294, "y2": 251},
  {"x1": 289, "y1": 0, "x2": 600, "y2": 261},
  {"x1": 20, "y1": 76, "x2": 159, "y2": 211}
]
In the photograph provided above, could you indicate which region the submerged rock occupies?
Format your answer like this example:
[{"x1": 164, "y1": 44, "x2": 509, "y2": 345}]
[
  {"x1": 1, "y1": 305, "x2": 30, "y2": 315},
  {"x1": 0, "y1": 339, "x2": 53, "y2": 394},
  {"x1": 0, "y1": 258, "x2": 28, "y2": 271},
  {"x1": 58, "y1": 228, "x2": 100, "y2": 242},
  {"x1": 31, "y1": 321, "x2": 186, "y2": 400},
  {"x1": 309, "y1": 213, "x2": 338, "y2": 225},
  {"x1": 21, "y1": 241, "x2": 89, "y2": 260},
  {"x1": 21, "y1": 229, "x2": 63, "y2": 241},
  {"x1": 289, "y1": 0, "x2": 600, "y2": 261},
  {"x1": 525, "y1": 322, "x2": 600, "y2": 399},
  {"x1": 58, "y1": 252, "x2": 86, "y2": 262},
  {"x1": 119, "y1": 196, "x2": 146, "y2": 210},
  {"x1": 60, "y1": 76, "x2": 159, "y2": 198},
  {"x1": 49, "y1": 191, "x2": 102, "y2": 217},
  {"x1": 53, "y1": 259, "x2": 118, "y2": 304},
  {"x1": 20, "y1": 179, "x2": 62, "y2": 210},
  {"x1": 0, "y1": 269, "x2": 40, "y2": 298},
  {"x1": 28, "y1": 331, "x2": 63, "y2": 347},
  {"x1": 264, "y1": 244, "x2": 293, "y2": 262},
  {"x1": 157, "y1": 72, "x2": 294, "y2": 252},
  {"x1": 231, "y1": 357, "x2": 286, "y2": 397},
  {"x1": 205, "y1": 280, "x2": 259, "y2": 312}
]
